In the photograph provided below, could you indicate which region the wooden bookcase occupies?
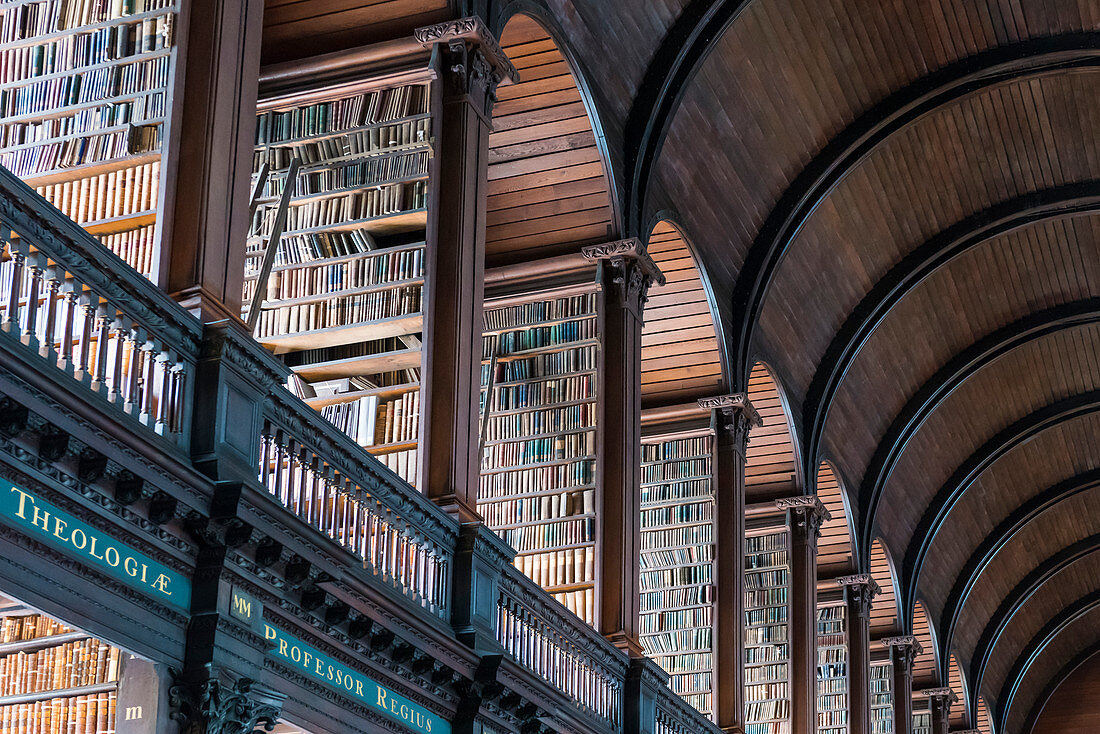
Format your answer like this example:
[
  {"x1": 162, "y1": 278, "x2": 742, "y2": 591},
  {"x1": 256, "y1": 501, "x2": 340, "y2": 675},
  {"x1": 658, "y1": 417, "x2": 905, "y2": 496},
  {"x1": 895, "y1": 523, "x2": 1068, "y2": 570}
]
[
  {"x1": 0, "y1": 595, "x2": 158, "y2": 732},
  {"x1": 246, "y1": 68, "x2": 435, "y2": 488},
  {"x1": 638, "y1": 426, "x2": 716, "y2": 719},
  {"x1": 744, "y1": 519, "x2": 792, "y2": 734},
  {"x1": 0, "y1": 0, "x2": 180, "y2": 280},
  {"x1": 912, "y1": 704, "x2": 931, "y2": 734},
  {"x1": 478, "y1": 278, "x2": 601, "y2": 624},
  {"x1": 816, "y1": 599, "x2": 848, "y2": 734},
  {"x1": 870, "y1": 660, "x2": 893, "y2": 734}
]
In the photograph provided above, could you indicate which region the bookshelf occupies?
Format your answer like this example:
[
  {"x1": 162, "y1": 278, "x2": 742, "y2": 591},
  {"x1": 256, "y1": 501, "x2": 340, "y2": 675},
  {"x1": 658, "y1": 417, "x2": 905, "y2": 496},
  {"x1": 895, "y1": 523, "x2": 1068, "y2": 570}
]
[
  {"x1": 245, "y1": 75, "x2": 435, "y2": 488},
  {"x1": 912, "y1": 708, "x2": 931, "y2": 734},
  {"x1": 638, "y1": 430, "x2": 716, "y2": 719},
  {"x1": 0, "y1": 0, "x2": 179, "y2": 280},
  {"x1": 478, "y1": 286, "x2": 600, "y2": 624},
  {"x1": 870, "y1": 661, "x2": 893, "y2": 734},
  {"x1": 816, "y1": 602, "x2": 847, "y2": 734},
  {"x1": 744, "y1": 526, "x2": 791, "y2": 734}
]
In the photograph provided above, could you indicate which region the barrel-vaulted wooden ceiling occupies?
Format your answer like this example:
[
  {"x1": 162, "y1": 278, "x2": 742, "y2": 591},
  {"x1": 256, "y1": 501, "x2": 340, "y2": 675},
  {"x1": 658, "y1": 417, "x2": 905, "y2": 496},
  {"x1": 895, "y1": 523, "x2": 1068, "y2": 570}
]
[{"x1": 261, "y1": 0, "x2": 1100, "y2": 730}]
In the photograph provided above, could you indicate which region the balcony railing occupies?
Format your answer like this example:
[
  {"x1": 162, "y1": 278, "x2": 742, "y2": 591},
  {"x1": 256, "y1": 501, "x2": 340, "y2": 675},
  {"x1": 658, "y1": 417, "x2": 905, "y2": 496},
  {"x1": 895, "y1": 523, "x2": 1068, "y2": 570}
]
[
  {"x1": 0, "y1": 167, "x2": 198, "y2": 450},
  {"x1": 259, "y1": 386, "x2": 457, "y2": 620},
  {"x1": 655, "y1": 682, "x2": 723, "y2": 734}
]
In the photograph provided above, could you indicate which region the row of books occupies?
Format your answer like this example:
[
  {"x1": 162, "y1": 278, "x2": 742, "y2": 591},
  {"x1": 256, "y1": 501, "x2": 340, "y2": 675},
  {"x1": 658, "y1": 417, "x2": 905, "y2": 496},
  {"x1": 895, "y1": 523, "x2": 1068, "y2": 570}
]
[
  {"x1": 319, "y1": 390, "x2": 419, "y2": 449},
  {"x1": 747, "y1": 681, "x2": 789, "y2": 702},
  {"x1": 3, "y1": 118, "x2": 160, "y2": 177},
  {"x1": 745, "y1": 699, "x2": 790, "y2": 720},
  {"x1": 640, "y1": 563, "x2": 711, "y2": 591},
  {"x1": 482, "y1": 404, "x2": 594, "y2": 442},
  {"x1": 282, "y1": 337, "x2": 410, "y2": 368},
  {"x1": 640, "y1": 628, "x2": 711, "y2": 655},
  {"x1": 477, "y1": 461, "x2": 591, "y2": 497},
  {"x1": 478, "y1": 489, "x2": 594, "y2": 527},
  {"x1": 638, "y1": 545, "x2": 713, "y2": 569},
  {"x1": 96, "y1": 223, "x2": 155, "y2": 276},
  {"x1": 871, "y1": 663, "x2": 893, "y2": 734},
  {"x1": 639, "y1": 501, "x2": 712, "y2": 528},
  {"x1": 375, "y1": 447, "x2": 417, "y2": 486},
  {"x1": 912, "y1": 712, "x2": 931, "y2": 734},
  {"x1": 746, "y1": 607, "x2": 788, "y2": 626},
  {"x1": 641, "y1": 458, "x2": 711, "y2": 484},
  {"x1": 252, "y1": 246, "x2": 424, "y2": 303},
  {"x1": 746, "y1": 587, "x2": 788, "y2": 608},
  {"x1": 482, "y1": 375, "x2": 593, "y2": 413},
  {"x1": 0, "y1": 15, "x2": 170, "y2": 87},
  {"x1": 641, "y1": 437, "x2": 710, "y2": 463},
  {"x1": 818, "y1": 676, "x2": 846, "y2": 693},
  {"x1": 1, "y1": 95, "x2": 160, "y2": 147},
  {"x1": 746, "y1": 663, "x2": 787, "y2": 684},
  {"x1": 0, "y1": 638, "x2": 120, "y2": 695},
  {"x1": 258, "y1": 180, "x2": 426, "y2": 234},
  {"x1": 747, "y1": 533, "x2": 787, "y2": 553},
  {"x1": 260, "y1": 230, "x2": 387, "y2": 269},
  {"x1": 655, "y1": 652, "x2": 712, "y2": 675},
  {"x1": 495, "y1": 516, "x2": 593, "y2": 553},
  {"x1": 745, "y1": 645, "x2": 789, "y2": 665},
  {"x1": 513, "y1": 546, "x2": 593, "y2": 589},
  {"x1": 551, "y1": 587, "x2": 593, "y2": 625},
  {"x1": 0, "y1": 54, "x2": 168, "y2": 118},
  {"x1": 640, "y1": 524, "x2": 713, "y2": 551},
  {"x1": 4, "y1": 0, "x2": 173, "y2": 37},
  {"x1": 746, "y1": 625, "x2": 788, "y2": 645},
  {"x1": 257, "y1": 118, "x2": 431, "y2": 170},
  {"x1": 746, "y1": 551, "x2": 788, "y2": 569},
  {"x1": 485, "y1": 319, "x2": 596, "y2": 358},
  {"x1": 0, "y1": 616, "x2": 69, "y2": 644},
  {"x1": 0, "y1": 691, "x2": 117, "y2": 733},
  {"x1": 481, "y1": 432, "x2": 594, "y2": 469},
  {"x1": 483, "y1": 345, "x2": 597, "y2": 384},
  {"x1": 745, "y1": 530, "x2": 791, "y2": 732},
  {"x1": 484, "y1": 294, "x2": 597, "y2": 333},
  {"x1": 269, "y1": 150, "x2": 429, "y2": 199},
  {"x1": 746, "y1": 569, "x2": 788, "y2": 590},
  {"x1": 255, "y1": 85, "x2": 430, "y2": 145},
  {"x1": 253, "y1": 285, "x2": 421, "y2": 338},
  {"x1": 639, "y1": 606, "x2": 711, "y2": 633},
  {"x1": 35, "y1": 160, "x2": 159, "y2": 223}
]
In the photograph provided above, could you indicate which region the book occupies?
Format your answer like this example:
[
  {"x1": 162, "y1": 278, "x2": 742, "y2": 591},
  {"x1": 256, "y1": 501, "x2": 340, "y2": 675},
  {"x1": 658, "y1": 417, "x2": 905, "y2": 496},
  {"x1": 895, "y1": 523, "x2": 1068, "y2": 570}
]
[
  {"x1": 744, "y1": 529, "x2": 792, "y2": 734},
  {"x1": 817, "y1": 603, "x2": 848, "y2": 734}
]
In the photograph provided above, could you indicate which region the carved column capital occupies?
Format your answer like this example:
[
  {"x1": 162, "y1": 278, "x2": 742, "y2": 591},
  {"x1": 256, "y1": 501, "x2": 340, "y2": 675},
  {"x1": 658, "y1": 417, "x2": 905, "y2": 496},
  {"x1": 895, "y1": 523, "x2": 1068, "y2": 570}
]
[
  {"x1": 882, "y1": 635, "x2": 923, "y2": 671},
  {"x1": 699, "y1": 393, "x2": 761, "y2": 453},
  {"x1": 776, "y1": 495, "x2": 830, "y2": 544},
  {"x1": 836, "y1": 574, "x2": 880, "y2": 618},
  {"x1": 170, "y1": 673, "x2": 282, "y2": 734},
  {"x1": 416, "y1": 17, "x2": 518, "y2": 118},
  {"x1": 582, "y1": 238, "x2": 666, "y2": 316},
  {"x1": 921, "y1": 687, "x2": 957, "y2": 705}
]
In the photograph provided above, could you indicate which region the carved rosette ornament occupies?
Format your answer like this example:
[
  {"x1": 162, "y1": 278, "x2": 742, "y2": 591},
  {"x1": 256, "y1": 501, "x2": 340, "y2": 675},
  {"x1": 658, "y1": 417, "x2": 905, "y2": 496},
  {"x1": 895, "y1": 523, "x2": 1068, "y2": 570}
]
[
  {"x1": 698, "y1": 393, "x2": 761, "y2": 454},
  {"x1": 414, "y1": 18, "x2": 518, "y2": 118},
  {"x1": 581, "y1": 238, "x2": 666, "y2": 317},
  {"x1": 170, "y1": 675, "x2": 282, "y2": 734},
  {"x1": 775, "y1": 495, "x2": 830, "y2": 543},
  {"x1": 882, "y1": 635, "x2": 923, "y2": 672},
  {"x1": 836, "y1": 574, "x2": 880, "y2": 619}
]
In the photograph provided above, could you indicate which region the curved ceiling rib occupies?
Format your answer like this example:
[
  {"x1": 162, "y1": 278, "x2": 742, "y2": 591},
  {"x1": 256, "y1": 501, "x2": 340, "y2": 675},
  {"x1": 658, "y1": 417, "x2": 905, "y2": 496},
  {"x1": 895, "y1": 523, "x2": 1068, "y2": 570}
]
[
  {"x1": 641, "y1": 220, "x2": 725, "y2": 404},
  {"x1": 941, "y1": 469, "x2": 1100, "y2": 676},
  {"x1": 488, "y1": 13, "x2": 618, "y2": 263},
  {"x1": 1028, "y1": 647, "x2": 1100, "y2": 734},
  {"x1": 857, "y1": 298, "x2": 1100, "y2": 560},
  {"x1": 868, "y1": 538, "x2": 900, "y2": 639},
  {"x1": 724, "y1": 35, "x2": 1100, "y2": 386},
  {"x1": 999, "y1": 593, "x2": 1100, "y2": 733},
  {"x1": 899, "y1": 393, "x2": 1100, "y2": 616},
  {"x1": 803, "y1": 187, "x2": 1100, "y2": 503},
  {"x1": 973, "y1": 537, "x2": 1100, "y2": 718}
]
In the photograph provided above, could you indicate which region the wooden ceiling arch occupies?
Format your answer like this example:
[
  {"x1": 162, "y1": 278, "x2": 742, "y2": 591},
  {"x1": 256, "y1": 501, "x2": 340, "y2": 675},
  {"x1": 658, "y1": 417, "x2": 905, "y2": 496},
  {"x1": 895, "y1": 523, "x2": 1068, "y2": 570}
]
[
  {"x1": 868, "y1": 538, "x2": 900, "y2": 639},
  {"x1": 911, "y1": 599, "x2": 940, "y2": 689},
  {"x1": 816, "y1": 461, "x2": 856, "y2": 577},
  {"x1": 977, "y1": 696, "x2": 995, "y2": 734},
  {"x1": 1030, "y1": 647, "x2": 1100, "y2": 734},
  {"x1": 744, "y1": 362, "x2": 802, "y2": 501},
  {"x1": 948, "y1": 653, "x2": 972, "y2": 729}
]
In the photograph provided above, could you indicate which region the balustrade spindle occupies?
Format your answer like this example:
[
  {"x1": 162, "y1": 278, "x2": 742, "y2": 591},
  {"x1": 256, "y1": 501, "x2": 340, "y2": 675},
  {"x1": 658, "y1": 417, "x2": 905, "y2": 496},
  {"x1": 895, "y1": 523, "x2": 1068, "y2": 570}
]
[
  {"x1": 58, "y1": 278, "x2": 77, "y2": 373},
  {"x1": 4, "y1": 248, "x2": 25, "y2": 334},
  {"x1": 23, "y1": 253, "x2": 42, "y2": 348},
  {"x1": 91, "y1": 305, "x2": 112, "y2": 394},
  {"x1": 139, "y1": 339, "x2": 156, "y2": 424},
  {"x1": 109, "y1": 317, "x2": 125, "y2": 403},
  {"x1": 124, "y1": 329, "x2": 143, "y2": 413},
  {"x1": 76, "y1": 293, "x2": 95, "y2": 382},
  {"x1": 40, "y1": 266, "x2": 60, "y2": 359},
  {"x1": 155, "y1": 349, "x2": 172, "y2": 433}
]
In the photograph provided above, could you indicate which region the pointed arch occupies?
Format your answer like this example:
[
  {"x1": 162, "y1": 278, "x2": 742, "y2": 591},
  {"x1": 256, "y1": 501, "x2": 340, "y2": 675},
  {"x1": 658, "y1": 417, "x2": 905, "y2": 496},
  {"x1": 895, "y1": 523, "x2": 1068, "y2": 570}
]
[
  {"x1": 976, "y1": 696, "x2": 994, "y2": 734},
  {"x1": 487, "y1": 13, "x2": 619, "y2": 263},
  {"x1": 870, "y1": 538, "x2": 901, "y2": 639},
  {"x1": 745, "y1": 362, "x2": 801, "y2": 501},
  {"x1": 640, "y1": 220, "x2": 725, "y2": 403},
  {"x1": 913, "y1": 600, "x2": 941, "y2": 688},
  {"x1": 817, "y1": 461, "x2": 855, "y2": 576},
  {"x1": 948, "y1": 653, "x2": 972, "y2": 729}
]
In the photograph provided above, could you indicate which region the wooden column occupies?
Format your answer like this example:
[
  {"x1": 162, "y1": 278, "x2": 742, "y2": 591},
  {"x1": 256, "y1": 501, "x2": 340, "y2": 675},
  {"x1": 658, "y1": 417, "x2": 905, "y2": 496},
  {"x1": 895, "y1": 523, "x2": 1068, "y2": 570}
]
[
  {"x1": 838, "y1": 575, "x2": 880, "y2": 734},
  {"x1": 884, "y1": 636, "x2": 923, "y2": 734},
  {"x1": 415, "y1": 19, "x2": 516, "y2": 521},
  {"x1": 583, "y1": 238, "x2": 664, "y2": 655},
  {"x1": 161, "y1": 0, "x2": 264, "y2": 322},
  {"x1": 778, "y1": 496, "x2": 829, "y2": 734},
  {"x1": 923, "y1": 687, "x2": 956, "y2": 734},
  {"x1": 702, "y1": 394, "x2": 760, "y2": 733}
]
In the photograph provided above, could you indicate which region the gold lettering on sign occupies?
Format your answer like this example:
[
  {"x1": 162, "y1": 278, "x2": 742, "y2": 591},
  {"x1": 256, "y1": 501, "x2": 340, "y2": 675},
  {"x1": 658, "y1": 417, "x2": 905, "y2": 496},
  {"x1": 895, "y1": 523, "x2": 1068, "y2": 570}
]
[
  {"x1": 232, "y1": 594, "x2": 252, "y2": 619},
  {"x1": 124, "y1": 706, "x2": 143, "y2": 720}
]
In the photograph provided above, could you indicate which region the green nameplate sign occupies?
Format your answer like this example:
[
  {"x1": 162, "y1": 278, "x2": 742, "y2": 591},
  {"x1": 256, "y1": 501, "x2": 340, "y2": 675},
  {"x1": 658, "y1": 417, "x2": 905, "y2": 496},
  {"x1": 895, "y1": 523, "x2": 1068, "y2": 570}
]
[
  {"x1": 263, "y1": 623, "x2": 449, "y2": 734},
  {"x1": 0, "y1": 481, "x2": 190, "y2": 611}
]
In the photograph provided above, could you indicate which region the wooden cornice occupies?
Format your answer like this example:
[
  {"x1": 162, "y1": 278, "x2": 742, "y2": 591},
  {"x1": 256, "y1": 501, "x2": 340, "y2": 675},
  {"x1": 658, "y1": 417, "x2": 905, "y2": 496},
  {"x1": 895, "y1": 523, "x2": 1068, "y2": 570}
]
[
  {"x1": 414, "y1": 17, "x2": 519, "y2": 85},
  {"x1": 258, "y1": 38, "x2": 434, "y2": 100}
]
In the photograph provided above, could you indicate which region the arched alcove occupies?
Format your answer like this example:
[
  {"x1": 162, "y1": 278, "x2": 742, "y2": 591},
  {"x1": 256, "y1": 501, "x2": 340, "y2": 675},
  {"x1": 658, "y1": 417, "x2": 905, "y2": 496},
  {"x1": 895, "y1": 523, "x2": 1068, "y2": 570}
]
[
  {"x1": 977, "y1": 695, "x2": 995, "y2": 734},
  {"x1": 745, "y1": 362, "x2": 801, "y2": 502},
  {"x1": 640, "y1": 220, "x2": 724, "y2": 404},
  {"x1": 487, "y1": 14, "x2": 618, "y2": 263},
  {"x1": 870, "y1": 538, "x2": 901, "y2": 638},
  {"x1": 948, "y1": 653, "x2": 972, "y2": 728},
  {"x1": 913, "y1": 600, "x2": 941, "y2": 688},
  {"x1": 817, "y1": 461, "x2": 855, "y2": 576}
]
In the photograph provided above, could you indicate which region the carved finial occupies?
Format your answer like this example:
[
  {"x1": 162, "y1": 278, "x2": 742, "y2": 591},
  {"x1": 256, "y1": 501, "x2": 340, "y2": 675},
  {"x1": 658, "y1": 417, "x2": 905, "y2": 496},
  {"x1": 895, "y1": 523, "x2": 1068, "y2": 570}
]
[{"x1": 414, "y1": 17, "x2": 519, "y2": 84}]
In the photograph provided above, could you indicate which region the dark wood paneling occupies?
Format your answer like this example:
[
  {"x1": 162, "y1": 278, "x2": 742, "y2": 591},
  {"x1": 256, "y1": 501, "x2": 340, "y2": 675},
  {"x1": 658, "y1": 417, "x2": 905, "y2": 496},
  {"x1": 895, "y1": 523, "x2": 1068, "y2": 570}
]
[
  {"x1": 1032, "y1": 649, "x2": 1100, "y2": 734},
  {"x1": 486, "y1": 15, "x2": 616, "y2": 263},
  {"x1": 640, "y1": 221, "x2": 723, "y2": 403}
]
